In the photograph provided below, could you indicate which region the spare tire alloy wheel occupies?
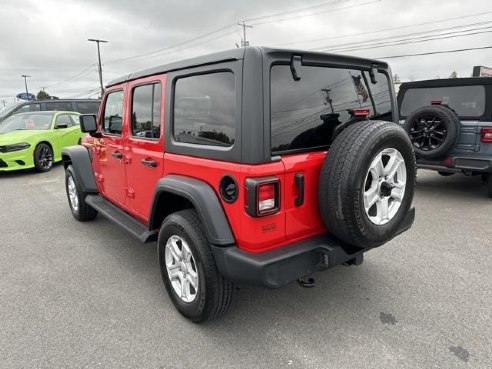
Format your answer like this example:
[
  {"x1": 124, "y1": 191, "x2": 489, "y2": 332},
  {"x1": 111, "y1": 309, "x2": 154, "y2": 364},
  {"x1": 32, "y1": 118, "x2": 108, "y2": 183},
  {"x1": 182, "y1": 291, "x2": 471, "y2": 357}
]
[
  {"x1": 165, "y1": 235, "x2": 199, "y2": 303},
  {"x1": 318, "y1": 121, "x2": 416, "y2": 249},
  {"x1": 409, "y1": 115, "x2": 447, "y2": 152},
  {"x1": 364, "y1": 148, "x2": 407, "y2": 225}
]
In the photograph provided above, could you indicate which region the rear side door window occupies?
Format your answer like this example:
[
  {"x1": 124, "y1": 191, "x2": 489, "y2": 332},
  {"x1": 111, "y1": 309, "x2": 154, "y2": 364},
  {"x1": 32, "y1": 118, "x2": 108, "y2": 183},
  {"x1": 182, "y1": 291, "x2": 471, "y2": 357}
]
[
  {"x1": 102, "y1": 91, "x2": 124, "y2": 135},
  {"x1": 131, "y1": 83, "x2": 162, "y2": 139}
]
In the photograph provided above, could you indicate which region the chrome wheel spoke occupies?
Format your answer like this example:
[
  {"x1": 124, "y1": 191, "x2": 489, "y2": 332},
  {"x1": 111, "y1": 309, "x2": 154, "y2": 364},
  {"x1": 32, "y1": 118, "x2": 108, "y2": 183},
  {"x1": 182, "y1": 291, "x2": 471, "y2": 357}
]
[
  {"x1": 364, "y1": 186, "x2": 379, "y2": 212},
  {"x1": 364, "y1": 148, "x2": 407, "y2": 225},
  {"x1": 164, "y1": 235, "x2": 199, "y2": 303}
]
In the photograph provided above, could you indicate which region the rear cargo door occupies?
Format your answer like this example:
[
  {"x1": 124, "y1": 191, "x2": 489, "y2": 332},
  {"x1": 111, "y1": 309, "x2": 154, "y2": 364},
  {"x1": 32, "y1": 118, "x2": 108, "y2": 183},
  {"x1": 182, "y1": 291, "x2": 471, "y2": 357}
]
[{"x1": 270, "y1": 63, "x2": 394, "y2": 240}]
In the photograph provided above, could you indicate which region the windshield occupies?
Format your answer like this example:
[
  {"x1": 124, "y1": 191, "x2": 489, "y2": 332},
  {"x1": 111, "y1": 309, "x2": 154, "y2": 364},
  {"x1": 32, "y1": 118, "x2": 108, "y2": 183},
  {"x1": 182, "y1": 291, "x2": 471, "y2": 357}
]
[
  {"x1": 0, "y1": 114, "x2": 52, "y2": 133},
  {"x1": 400, "y1": 85, "x2": 486, "y2": 118},
  {"x1": 270, "y1": 64, "x2": 392, "y2": 153},
  {"x1": 0, "y1": 103, "x2": 22, "y2": 120}
]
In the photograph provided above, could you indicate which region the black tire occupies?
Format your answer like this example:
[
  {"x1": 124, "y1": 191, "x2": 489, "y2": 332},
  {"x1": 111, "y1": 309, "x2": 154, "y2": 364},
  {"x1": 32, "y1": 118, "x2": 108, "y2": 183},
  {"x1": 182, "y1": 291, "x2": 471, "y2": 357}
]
[
  {"x1": 438, "y1": 171, "x2": 455, "y2": 177},
  {"x1": 318, "y1": 121, "x2": 416, "y2": 248},
  {"x1": 486, "y1": 174, "x2": 492, "y2": 198},
  {"x1": 158, "y1": 209, "x2": 233, "y2": 323},
  {"x1": 403, "y1": 105, "x2": 460, "y2": 159},
  {"x1": 33, "y1": 143, "x2": 54, "y2": 172},
  {"x1": 65, "y1": 165, "x2": 98, "y2": 221}
]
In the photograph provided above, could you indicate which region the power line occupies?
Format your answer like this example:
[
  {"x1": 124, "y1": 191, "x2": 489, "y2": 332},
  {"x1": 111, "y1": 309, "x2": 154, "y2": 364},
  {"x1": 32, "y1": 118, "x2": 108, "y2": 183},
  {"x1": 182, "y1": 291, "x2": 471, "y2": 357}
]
[
  {"x1": 311, "y1": 21, "x2": 492, "y2": 51},
  {"x1": 376, "y1": 45, "x2": 492, "y2": 59},
  {"x1": 274, "y1": 9, "x2": 492, "y2": 47},
  {"x1": 105, "y1": 23, "x2": 236, "y2": 65},
  {"x1": 104, "y1": 0, "x2": 375, "y2": 65},
  {"x1": 319, "y1": 25, "x2": 492, "y2": 54},
  {"x1": 243, "y1": 0, "x2": 348, "y2": 22},
  {"x1": 249, "y1": 0, "x2": 380, "y2": 26}
]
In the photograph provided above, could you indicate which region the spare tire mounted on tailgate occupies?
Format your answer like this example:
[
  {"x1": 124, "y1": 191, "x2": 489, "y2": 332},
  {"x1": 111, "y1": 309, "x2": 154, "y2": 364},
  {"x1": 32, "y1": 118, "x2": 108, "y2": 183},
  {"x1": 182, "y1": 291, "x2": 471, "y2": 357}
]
[
  {"x1": 403, "y1": 105, "x2": 460, "y2": 159},
  {"x1": 318, "y1": 121, "x2": 416, "y2": 248}
]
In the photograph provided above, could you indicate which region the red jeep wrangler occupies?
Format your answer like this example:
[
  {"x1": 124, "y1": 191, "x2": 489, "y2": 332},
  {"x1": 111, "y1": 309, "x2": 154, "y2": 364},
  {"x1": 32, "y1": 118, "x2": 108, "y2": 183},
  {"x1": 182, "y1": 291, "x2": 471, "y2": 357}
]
[{"x1": 62, "y1": 47, "x2": 416, "y2": 322}]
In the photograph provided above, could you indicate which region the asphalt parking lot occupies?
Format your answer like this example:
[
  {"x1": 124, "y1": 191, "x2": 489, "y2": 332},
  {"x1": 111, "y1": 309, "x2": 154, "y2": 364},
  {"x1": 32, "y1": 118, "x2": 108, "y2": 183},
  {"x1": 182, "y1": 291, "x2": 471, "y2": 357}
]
[{"x1": 0, "y1": 165, "x2": 491, "y2": 369}]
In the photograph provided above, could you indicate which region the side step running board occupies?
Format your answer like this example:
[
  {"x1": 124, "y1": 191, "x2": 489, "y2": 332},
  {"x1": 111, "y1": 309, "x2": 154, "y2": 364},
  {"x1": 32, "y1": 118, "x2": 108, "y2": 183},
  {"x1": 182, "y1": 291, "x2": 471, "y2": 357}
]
[{"x1": 85, "y1": 194, "x2": 158, "y2": 243}]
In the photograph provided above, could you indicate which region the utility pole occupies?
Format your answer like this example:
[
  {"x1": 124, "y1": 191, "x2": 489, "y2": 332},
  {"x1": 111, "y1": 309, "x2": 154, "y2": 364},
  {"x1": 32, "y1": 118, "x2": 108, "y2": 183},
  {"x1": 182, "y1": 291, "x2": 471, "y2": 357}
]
[
  {"x1": 88, "y1": 38, "x2": 108, "y2": 96},
  {"x1": 21, "y1": 75, "x2": 31, "y2": 94},
  {"x1": 321, "y1": 88, "x2": 334, "y2": 114},
  {"x1": 1, "y1": 99, "x2": 6, "y2": 108},
  {"x1": 237, "y1": 21, "x2": 252, "y2": 47}
]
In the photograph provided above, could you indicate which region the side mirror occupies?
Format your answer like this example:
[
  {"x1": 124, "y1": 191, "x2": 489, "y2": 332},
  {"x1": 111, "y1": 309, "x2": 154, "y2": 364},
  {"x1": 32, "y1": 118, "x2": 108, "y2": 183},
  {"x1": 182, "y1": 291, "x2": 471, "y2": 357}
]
[
  {"x1": 55, "y1": 123, "x2": 68, "y2": 129},
  {"x1": 79, "y1": 114, "x2": 99, "y2": 137}
]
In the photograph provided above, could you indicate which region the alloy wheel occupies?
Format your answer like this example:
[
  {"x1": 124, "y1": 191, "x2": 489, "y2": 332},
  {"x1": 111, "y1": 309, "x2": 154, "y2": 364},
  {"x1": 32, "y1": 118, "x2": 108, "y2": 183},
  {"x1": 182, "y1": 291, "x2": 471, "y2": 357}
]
[
  {"x1": 363, "y1": 148, "x2": 407, "y2": 225},
  {"x1": 409, "y1": 115, "x2": 447, "y2": 151},
  {"x1": 165, "y1": 235, "x2": 199, "y2": 303}
]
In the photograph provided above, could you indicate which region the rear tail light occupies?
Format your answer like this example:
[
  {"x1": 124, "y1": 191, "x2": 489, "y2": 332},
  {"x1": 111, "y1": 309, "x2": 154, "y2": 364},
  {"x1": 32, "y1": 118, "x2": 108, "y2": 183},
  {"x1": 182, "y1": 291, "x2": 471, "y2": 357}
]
[
  {"x1": 352, "y1": 108, "x2": 370, "y2": 117},
  {"x1": 481, "y1": 127, "x2": 492, "y2": 143},
  {"x1": 245, "y1": 177, "x2": 280, "y2": 217},
  {"x1": 431, "y1": 100, "x2": 442, "y2": 105}
]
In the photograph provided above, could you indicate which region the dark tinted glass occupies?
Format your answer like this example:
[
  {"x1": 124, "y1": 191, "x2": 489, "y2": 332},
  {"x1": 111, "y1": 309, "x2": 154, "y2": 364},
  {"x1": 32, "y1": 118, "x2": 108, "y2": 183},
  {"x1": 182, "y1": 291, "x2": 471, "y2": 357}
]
[
  {"x1": 400, "y1": 86, "x2": 485, "y2": 117},
  {"x1": 174, "y1": 72, "x2": 235, "y2": 147},
  {"x1": 103, "y1": 91, "x2": 124, "y2": 135},
  {"x1": 132, "y1": 83, "x2": 161, "y2": 139},
  {"x1": 270, "y1": 65, "x2": 392, "y2": 153},
  {"x1": 45, "y1": 101, "x2": 73, "y2": 111},
  {"x1": 17, "y1": 103, "x2": 41, "y2": 113},
  {"x1": 75, "y1": 101, "x2": 100, "y2": 114},
  {"x1": 56, "y1": 114, "x2": 72, "y2": 127}
]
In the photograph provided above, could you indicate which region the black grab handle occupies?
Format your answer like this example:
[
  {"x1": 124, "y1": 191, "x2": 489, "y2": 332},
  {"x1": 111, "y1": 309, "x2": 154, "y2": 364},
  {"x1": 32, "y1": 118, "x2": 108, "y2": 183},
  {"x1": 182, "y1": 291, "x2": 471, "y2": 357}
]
[{"x1": 294, "y1": 173, "x2": 304, "y2": 206}]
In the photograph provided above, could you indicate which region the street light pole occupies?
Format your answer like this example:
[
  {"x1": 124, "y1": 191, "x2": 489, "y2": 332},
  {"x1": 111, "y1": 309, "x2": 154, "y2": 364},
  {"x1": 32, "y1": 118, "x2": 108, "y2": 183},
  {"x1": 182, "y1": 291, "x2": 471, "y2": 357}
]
[
  {"x1": 21, "y1": 75, "x2": 31, "y2": 94},
  {"x1": 88, "y1": 38, "x2": 108, "y2": 97}
]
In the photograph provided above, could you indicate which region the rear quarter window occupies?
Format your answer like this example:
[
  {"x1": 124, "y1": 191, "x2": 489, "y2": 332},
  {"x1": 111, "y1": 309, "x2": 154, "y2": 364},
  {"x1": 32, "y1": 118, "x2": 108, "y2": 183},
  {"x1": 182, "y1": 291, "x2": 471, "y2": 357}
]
[
  {"x1": 173, "y1": 72, "x2": 235, "y2": 147},
  {"x1": 400, "y1": 86, "x2": 486, "y2": 118}
]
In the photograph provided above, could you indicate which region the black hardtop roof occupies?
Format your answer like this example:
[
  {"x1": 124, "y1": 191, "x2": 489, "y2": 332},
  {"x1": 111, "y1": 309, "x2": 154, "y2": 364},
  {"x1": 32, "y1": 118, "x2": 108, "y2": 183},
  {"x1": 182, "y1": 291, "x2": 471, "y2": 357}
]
[
  {"x1": 107, "y1": 46, "x2": 389, "y2": 87},
  {"x1": 400, "y1": 77, "x2": 492, "y2": 90}
]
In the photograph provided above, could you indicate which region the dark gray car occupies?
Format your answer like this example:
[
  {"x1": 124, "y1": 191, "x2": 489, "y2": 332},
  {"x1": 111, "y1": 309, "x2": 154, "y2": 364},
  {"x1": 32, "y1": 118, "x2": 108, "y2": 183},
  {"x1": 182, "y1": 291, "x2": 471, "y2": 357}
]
[
  {"x1": 398, "y1": 77, "x2": 492, "y2": 197},
  {"x1": 0, "y1": 99, "x2": 100, "y2": 123}
]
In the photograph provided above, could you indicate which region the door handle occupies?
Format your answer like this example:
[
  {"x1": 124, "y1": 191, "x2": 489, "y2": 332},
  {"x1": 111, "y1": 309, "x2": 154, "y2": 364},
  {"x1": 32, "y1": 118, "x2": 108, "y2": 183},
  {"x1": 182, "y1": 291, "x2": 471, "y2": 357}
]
[
  {"x1": 294, "y1": 173, "x2": 304, "y2": 206},
  {"x1": 141, "y1": 158, "x2": 157, "y2": 168},
  {"x1": 111, "y1": 151, "x2": 123, "y2": 159}
]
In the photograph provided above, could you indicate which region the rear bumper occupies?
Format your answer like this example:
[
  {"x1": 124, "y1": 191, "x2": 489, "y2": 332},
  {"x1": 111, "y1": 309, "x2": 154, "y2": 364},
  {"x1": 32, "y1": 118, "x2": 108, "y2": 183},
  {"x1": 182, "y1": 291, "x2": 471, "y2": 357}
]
[
  {"x1": 212, "y1": 207, "x2": 415, "y2": 288},
  {"x1": 417, "y1": 156, "x2": 492, "y2": 173}
]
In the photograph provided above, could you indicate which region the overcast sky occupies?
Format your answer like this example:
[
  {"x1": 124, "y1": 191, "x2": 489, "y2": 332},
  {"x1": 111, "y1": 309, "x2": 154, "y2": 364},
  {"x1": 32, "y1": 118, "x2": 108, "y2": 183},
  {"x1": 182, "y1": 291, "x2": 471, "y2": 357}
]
[{"x1": 1, "y1": 0, "x2": 492, "y2": 104}]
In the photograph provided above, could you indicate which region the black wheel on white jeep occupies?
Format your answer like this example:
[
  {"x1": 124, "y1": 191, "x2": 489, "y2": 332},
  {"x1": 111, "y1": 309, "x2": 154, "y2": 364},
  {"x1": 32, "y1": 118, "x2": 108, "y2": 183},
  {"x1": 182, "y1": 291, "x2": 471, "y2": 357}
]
[
  {"x1": 403, "y1": 105, "x2": 459, "y2": 159},
  {"x1": 158, "y1": 209, "x2": 233, "y2": 323},
  {"x1": 318, "y1": 121, "x2": 416, "y2": 248}
]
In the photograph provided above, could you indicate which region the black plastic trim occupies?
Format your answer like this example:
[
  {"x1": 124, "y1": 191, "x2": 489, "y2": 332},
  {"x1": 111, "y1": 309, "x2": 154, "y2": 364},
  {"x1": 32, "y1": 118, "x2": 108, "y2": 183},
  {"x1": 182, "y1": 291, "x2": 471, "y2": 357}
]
[
  {"x1": 149, "y1": 175, "x2": 235, "y2": 245},
  {"x1": 61, "y1": 145, "x2": 97, "y2": 193},
  {"x1": 294, "y1": 173, "x2": 304, "y2": 206},
  {"x1": 211, "y1": 207, "x2": 415, "y2": 288},
  {"x1": 417, "y1": 157, "x2": 492, "y2": 173}
]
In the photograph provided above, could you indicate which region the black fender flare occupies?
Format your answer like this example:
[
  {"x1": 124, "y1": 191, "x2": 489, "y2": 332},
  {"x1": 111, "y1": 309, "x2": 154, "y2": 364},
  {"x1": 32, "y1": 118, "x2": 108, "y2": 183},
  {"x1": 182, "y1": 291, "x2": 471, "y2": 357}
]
[
  {"x1": 61, "y1": 146, "x2": 97, "y2": 193},
  {"x1": 149, "y1": 175, "x2": 235, "y2": 246}
]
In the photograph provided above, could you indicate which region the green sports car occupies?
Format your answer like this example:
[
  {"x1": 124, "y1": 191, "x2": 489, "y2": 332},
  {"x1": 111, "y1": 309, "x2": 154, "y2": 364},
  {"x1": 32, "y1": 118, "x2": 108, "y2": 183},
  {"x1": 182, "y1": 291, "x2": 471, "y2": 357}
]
[{"x1": 0, "y1": 111, "x2": 83, "y2": 172}]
